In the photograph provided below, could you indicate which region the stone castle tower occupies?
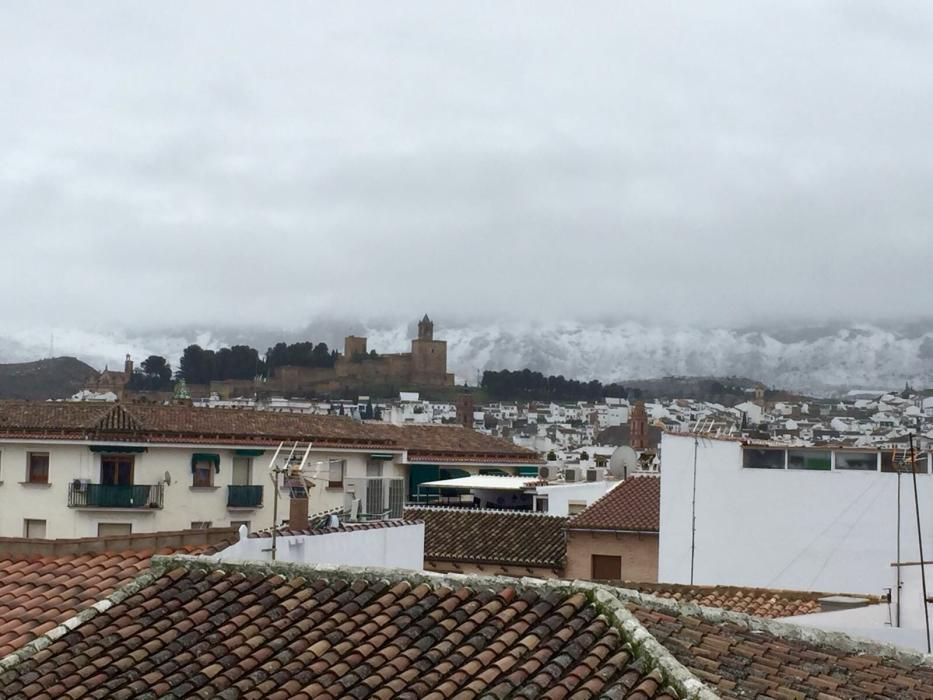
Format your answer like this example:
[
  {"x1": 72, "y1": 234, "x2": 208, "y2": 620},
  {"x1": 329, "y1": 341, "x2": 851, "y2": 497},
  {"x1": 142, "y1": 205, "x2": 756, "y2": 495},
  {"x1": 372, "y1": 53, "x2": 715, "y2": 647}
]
[
  {"x1": 417, "y1": 314, "x2": 434, "y2": 341},
  {"x1": 411, "y1": 314, "x2": 446, "y2": 383}
]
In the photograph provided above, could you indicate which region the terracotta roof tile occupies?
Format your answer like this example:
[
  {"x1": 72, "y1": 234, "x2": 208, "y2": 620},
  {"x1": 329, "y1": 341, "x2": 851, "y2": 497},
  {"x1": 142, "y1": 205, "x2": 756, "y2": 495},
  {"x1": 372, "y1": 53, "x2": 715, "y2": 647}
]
[
  {"x1": 0, "y1": 400, "x2": 534, "y2": 462},
  {"x1": 0, "y1": 549, "x2": 189, "y2": 659},
  {"x1": 627, "y1": 582, "x2": 881, "y2": 619},
  {"x1": 568, "y1": 476, "x2": 660, "y2": 532},
  {"x1": 628, "y1": 597, "x2": 933, "y2": 698},
  {"x1": 0, "y1": 566, "x2": 675, "y2": 699},
  {"x1": 249, "y1": 519, "x2": 421, "y2": 538},
  {"x1": 405, "y1": 506, "x2": 567, "y2": 570}
]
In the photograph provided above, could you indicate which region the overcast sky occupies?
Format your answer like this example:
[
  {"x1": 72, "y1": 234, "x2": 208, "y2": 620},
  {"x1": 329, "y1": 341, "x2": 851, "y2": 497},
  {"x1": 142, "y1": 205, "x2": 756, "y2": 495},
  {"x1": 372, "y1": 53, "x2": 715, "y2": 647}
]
[{"x1": 2, "y1": 1, "x2": 933, "y2": 334}]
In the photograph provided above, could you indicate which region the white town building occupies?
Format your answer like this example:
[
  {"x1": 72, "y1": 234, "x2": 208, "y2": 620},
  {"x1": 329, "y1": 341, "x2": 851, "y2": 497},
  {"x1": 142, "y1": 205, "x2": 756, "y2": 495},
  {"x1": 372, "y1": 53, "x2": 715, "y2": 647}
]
[
  {"x1": 0, "y1": 401, "x2": 539, "y2": 540},
  {"x1": 659, "y1": 432, "x2": 933, "y2": 597}
]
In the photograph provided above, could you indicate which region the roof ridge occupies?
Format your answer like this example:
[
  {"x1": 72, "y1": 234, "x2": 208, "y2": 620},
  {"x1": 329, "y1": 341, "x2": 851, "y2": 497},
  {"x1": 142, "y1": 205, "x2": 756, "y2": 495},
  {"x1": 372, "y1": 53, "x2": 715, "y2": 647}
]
[
  {"x1": 91, "y1": 403, "x2": 144, "y2": 433},
  {"x1": 608, "y1": 583, "x2": 933, "y2": 667},
  {"x1": 148, "y1": 555, "x2": 717, "y2": 699},
  {"x1": 0, "y1": 567, "x2": 160, "y2": 672},
  {"x1": 403, "y1": 505, "x2": 567, "y2": 519},
  {"x1": 631, "y1": 580, "x2": 881, "y2": 602}
]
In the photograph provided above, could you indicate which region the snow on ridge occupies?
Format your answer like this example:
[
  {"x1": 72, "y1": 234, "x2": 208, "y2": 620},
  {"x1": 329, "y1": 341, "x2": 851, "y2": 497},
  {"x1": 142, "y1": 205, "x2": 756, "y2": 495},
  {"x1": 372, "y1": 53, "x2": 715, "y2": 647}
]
[{"x1": 1, "y1": 320, "x2": 931, "y2": 394}]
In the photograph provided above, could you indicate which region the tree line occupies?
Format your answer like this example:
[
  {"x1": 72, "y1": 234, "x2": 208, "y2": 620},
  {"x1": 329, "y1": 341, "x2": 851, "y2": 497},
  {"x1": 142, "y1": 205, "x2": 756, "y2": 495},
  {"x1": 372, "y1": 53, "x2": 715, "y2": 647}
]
[
  {"x1": 481, "y1": 368, "x2": 639, "y2": 402},
  {"x1": 125, "y1": 339, "x2": 367, "y2": 389}
]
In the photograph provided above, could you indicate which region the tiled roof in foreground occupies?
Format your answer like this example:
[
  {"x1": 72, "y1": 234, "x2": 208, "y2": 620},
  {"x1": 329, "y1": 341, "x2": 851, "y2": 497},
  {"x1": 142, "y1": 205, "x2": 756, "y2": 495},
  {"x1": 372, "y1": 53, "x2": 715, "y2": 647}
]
[
  {"x1": 404, "y1": 506, "x2": 567, "y2": 570},
  {"x1": 3, "y1": 558, "x2": 932, "y2": 700},
  {"x1": 0, "y1": 560, "x2": 677, "y2": 700},
  {"x1": 0, "y1": 547, "x2": 204, "y2": 658},
  {"x1": 625, "y1": 591, "x2": 933, "y2": 699}
]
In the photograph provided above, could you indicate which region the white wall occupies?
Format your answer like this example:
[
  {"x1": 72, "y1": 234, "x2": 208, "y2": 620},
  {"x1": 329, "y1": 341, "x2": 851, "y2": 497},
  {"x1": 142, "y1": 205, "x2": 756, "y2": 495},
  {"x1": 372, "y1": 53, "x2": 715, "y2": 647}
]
[
  {"x1": 0, "y1": 440, "x2": 403, "y2": 539},
  {"x1": 659, "y1": 433, "x2": 933, "y2": 595},
  {"x1": 214, "y1": 522, "x2": 424, "y2": 570},
  {"x1": 779, "y1": 565, "x2": 933, "y2": 653},
  {"x1": 536, "y1": 480, "x2": 619, "y2": 516}
]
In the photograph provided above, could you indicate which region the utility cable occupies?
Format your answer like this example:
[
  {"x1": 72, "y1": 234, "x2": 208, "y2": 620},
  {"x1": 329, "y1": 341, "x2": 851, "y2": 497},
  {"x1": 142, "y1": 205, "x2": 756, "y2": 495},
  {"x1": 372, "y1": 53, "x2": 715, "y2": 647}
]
[{"x1": 765, "y1": 477, "x2": 882, "y2": 589}]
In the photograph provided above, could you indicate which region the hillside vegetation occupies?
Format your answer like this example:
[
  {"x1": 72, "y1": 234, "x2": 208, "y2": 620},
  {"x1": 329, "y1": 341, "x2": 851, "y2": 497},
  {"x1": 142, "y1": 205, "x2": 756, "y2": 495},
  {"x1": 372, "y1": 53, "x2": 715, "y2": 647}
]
[{"x1": 0, "y1": 357, "x2": 98, "y2": 400}]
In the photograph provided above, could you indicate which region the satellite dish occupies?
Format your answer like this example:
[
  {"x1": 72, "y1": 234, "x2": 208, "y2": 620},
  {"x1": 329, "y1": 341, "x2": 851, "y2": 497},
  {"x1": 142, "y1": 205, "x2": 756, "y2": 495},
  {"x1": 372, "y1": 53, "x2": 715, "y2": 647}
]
[
  {"x1": 609, "y1": 446, "x2": 638, "y2": 479},
  {"x1": 163, "y1": 471, "x2": 172, "y2": 486}
]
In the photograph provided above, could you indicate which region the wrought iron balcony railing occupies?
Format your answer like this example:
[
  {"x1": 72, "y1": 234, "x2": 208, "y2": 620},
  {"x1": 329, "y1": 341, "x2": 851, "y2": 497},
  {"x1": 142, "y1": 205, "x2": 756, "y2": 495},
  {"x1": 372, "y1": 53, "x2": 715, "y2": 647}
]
[
  {"x1": 68, "y1": 482, "x2": 164, "y2": 509},
  {"x1": 227, "y1": 484, "x2": 263, "y2": 508}
]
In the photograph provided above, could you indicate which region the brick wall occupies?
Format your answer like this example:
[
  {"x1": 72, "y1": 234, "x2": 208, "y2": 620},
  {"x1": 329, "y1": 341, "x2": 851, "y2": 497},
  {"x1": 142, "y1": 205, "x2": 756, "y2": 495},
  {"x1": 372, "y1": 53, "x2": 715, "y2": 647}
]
[{"x1": 564, "y1": 530, "x2": 658, "y2": 582}]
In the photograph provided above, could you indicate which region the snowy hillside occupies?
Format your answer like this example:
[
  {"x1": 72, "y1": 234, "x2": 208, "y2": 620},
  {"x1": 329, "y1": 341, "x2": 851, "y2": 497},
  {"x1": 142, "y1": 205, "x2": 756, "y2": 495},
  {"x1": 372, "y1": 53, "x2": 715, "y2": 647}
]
[
  {"x1": 365, "y1": 321, "x2": 933, "y2": 395},
  {"x1": 2, "y1": 320, "x2": 931, "y2": 396}
]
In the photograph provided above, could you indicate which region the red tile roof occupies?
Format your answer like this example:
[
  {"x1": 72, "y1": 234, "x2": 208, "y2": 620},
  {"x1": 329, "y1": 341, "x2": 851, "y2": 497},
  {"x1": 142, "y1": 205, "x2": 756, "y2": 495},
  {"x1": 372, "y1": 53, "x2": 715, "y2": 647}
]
[
  {"x1": 404, "y1": 506, "x2": 567, "y2": 570},
  {"x1": 0, "y1": 563, "x2": 678, "y2": 699},
  {"x1": 0, "y1": 401, "x2": 536, "y2": 463},
  {"x1": 568, "y1": 476, "x2": 660, "y2": 532},
  {"x1": 0, "y1": 547, "x2": 203, "y2": 659},
  {"x1": 249, "y1": 518, "x2": 420, "y2": 538},
  {"x1": 628, "y1": 582, "x2": 871, "y2": 619},
  {"x1": 628, "y1": 596, "x2": 933, "y2": 698}
]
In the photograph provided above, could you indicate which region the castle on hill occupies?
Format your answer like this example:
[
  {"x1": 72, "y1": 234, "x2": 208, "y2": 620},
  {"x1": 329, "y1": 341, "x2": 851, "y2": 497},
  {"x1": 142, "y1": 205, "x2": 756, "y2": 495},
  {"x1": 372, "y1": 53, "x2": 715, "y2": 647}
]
[{"x1": 211, "y1": 314, "x2": 455, "y2": 398}]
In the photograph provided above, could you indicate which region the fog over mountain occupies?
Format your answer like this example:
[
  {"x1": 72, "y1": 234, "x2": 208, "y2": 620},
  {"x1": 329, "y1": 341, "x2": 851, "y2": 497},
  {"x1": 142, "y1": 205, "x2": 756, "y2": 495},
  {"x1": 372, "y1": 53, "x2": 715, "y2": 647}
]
[
  {"x1": 4, "y1": 4, "x2": 933, "y2": 393},
  {"x1": 2, "y1": 318, "x2": 931, "y2": 396}
]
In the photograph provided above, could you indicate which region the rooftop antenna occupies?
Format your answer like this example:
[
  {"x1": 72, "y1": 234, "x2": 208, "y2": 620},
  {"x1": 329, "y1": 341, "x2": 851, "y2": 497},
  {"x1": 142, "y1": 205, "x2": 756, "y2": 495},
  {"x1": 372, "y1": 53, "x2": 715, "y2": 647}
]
[
  {"x1": 265, "y1": 442, "x2": 284, "y2": 561},
  {"x1": 909, "y1": 428, "x2": 931, "y2": 652},
  {"x1": 895, "y1": 445, "x2": 906, "y2": 627},
  {"x1": 690, "y1": 435, "x2": 699, "y2": 584}
]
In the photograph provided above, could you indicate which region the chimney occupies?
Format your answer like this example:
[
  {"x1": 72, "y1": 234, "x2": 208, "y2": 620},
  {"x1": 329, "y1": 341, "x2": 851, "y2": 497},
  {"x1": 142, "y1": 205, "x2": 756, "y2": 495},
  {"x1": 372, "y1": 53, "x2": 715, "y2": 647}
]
[
  {"x1": 124, "y1": 354, "x2": 134, "y2": 376},
  {"x1": 288, "y1": 490, "x2": 309, "y2": 531}
]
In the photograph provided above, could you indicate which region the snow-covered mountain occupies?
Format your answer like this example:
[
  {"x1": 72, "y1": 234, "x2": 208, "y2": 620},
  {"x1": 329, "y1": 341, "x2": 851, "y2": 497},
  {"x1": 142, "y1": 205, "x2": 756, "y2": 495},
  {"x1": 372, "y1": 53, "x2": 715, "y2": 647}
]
[
  {"x1": 366, "y1": 321, "x2": 933, "y2": 395},
  {"x1": 2, "y1": 320, "x2": 931, "y2": 396}
]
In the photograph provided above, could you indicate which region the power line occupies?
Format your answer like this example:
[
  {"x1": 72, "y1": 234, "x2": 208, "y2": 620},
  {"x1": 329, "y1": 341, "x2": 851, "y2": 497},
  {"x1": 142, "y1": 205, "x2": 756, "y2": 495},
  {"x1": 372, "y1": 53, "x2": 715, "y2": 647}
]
[{"x1": 765, "y1": 477, "x2": 882, "y2": 589}]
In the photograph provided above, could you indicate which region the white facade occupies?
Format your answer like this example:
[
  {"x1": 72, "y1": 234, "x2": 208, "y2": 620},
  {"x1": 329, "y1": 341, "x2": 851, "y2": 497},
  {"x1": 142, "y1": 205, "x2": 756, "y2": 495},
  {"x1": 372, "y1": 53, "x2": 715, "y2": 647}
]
[
  {"x1": 779, "y1": 563, "x2": 933, "y2": 652},
  {"x1": 213, "y1": 522, "x2": 425, "y2": 569},
  {"x1": 659, "y1": 433, "x2": 933, "y2": 595},
  {"x1": 0, "y1": 439, "x2": 404, "y2": 539},
  {"x1": 534, "y1": 480, "x2": 620, "y2": 516}
]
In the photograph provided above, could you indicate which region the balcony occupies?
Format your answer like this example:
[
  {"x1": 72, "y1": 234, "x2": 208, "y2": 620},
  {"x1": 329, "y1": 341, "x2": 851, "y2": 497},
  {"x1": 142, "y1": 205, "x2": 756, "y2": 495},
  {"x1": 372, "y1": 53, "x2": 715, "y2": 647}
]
[
  {"x1": 68, "y1": 482, "x2": 164, "y2": 509},
  {"x1": 227, "y1": 484, "x2": 263, "y2": 509}
]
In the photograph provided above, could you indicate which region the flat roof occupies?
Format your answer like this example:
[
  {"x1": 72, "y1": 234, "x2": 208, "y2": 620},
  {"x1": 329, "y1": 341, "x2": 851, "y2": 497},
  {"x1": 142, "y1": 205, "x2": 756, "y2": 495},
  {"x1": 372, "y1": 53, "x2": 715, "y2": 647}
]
[{"x1": 418, "y1": 475, "x2": 543, "y2": 491}]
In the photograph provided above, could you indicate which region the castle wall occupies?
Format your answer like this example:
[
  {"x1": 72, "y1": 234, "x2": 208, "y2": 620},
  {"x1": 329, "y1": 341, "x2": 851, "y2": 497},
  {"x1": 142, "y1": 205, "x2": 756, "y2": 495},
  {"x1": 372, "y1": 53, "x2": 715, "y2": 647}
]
[{"x1": 411, "y1": 339, "x2": 448, "y2": 384}]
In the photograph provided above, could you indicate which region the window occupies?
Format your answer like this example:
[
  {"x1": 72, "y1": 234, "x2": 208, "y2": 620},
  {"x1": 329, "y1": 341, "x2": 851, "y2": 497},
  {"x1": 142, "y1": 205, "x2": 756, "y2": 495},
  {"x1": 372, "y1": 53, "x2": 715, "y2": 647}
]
[
  {"x1": 27, "y1": 452, "x2": 50, "y2": 483},
  {"x1": 190, "y1": 521, "x2": 212, "y2": 529},
  {"x1": 880, "y1": 451, "x2": 929, "y2": 474},
  {"x1": 788, "y1": 450, "x2": 831, "y2": 471},
  {"x1": 100, "y1": 456, "x2": 134, "y2": 486},
  {"x1": 534, "y1": 495, "x2": 549, "y2": 513},
  {"x1": 742, "y1": 448, "x2": 785, "y2": 469},
  {"x1": 836, "y1": 451, "x2": 878, "y2": 471},
  {"x1": 24, "y1": 519, "x2": 47, "y2": 538},
  {"x1": 193, "y1": 460, "x2": 214, "y2": 487},
  {"x1": 230, "y1": 520, "x2": 250, "y2": 532},
  {"x1": 591, "y1": 554, "x2": 622, "y2": 580},
  {"x1": 97, "y1": 523, "x2": 132, "y2": 537},
  {"x1": 568, "y1": 500, "x2": 587, "y2": 516},
  {"x1": 328, "y1": 459, "x2": 346, "y2": 488},
  {"x1": 232, "y1": 457, "x2": 252, "y2": 486},
  {"x1": 366, "y1": 460, "x2": 383, "y2": 477}
]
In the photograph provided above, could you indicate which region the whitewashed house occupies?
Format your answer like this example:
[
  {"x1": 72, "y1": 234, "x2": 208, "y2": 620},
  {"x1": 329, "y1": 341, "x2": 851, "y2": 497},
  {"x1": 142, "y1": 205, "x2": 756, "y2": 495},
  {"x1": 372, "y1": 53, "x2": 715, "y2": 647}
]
[
  {"x1": 0, "y1": 401, "x2": 539, "y2": 540},
  {"x1": 659, "y1": 432, "x2": 933, "y2": 596}
]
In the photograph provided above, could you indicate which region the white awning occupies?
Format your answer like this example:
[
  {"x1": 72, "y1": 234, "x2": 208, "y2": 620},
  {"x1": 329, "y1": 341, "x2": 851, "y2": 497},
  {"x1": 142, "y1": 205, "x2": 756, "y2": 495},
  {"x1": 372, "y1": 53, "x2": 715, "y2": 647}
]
[{"x1": 418, "y1": 475, "x2": 540, "y2": 491}]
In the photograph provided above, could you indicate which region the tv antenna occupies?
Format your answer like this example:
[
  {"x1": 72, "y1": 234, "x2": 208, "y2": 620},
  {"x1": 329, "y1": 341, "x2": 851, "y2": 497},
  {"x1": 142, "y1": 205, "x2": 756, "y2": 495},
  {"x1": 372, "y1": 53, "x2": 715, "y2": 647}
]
[{"x1": 265, "y1": 440, "x2": 313, "y2": 561}]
